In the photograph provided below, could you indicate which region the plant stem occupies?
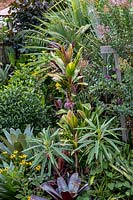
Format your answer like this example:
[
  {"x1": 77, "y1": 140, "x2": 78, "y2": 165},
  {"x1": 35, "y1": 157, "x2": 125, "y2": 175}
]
[
  {"x1": 74, "y1": 132, "x2": 79, "y2": 173},
  {"x1": 54, "y1": 166, "x2": 61, "y2": 177}
]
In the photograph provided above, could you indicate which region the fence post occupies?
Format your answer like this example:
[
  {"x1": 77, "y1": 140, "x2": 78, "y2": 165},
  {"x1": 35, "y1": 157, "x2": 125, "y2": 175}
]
[{"x1": 100, "y1": 46, "x2": 129, "y2": 142}]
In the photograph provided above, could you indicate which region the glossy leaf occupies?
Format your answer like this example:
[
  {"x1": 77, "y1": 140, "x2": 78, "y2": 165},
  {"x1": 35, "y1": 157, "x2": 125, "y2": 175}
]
[
  {"x1": 31, "y1": 173, "x2": 89, "y2": 200},
  {"x1": 68, "y1": 173, "x2": 81, "y2": 194},
  {"x1": 57, "y1": 177, "x2": 68, "y2": 193},
  {"x1": 66, "y1": 62, "x2": 76, "y2": 78},
  {"x1": 41, "y1": 182, "x2": 62, "y2": 200},
  {"x1": 30, "y1": 195, "x2": 48, "y2": 200}
]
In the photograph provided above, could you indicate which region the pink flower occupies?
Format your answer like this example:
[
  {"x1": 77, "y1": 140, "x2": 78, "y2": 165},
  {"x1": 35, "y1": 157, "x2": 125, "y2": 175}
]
[
  {"x1": 105, "y1": 74, "x2": 111, "y2": 80},
  {"x1": 116, "y1": 98, "x2": 123, "y2": 105},
  {"x1": 64, "y1": 99, "x2": 74, "y2": 110},
  {"x1": 97, "y1": 24, "x2": 110, "y2": 39},
  {"x1": 110, "y1": 0, "x2": 129, "y2": 7}
]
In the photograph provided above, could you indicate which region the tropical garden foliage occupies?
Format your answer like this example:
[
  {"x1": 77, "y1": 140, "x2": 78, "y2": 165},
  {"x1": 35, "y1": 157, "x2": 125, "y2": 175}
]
[{"x1": 0, "y1": 0, "x2": 133, "y2": 199}]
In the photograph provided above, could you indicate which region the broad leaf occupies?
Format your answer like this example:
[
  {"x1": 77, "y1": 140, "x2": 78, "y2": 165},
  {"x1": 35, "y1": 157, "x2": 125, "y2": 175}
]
[
  {"x1": 30, "y1": 195, "x2": 48, "y2": 200},
  {"x1": 40, "y1": 183, "x2": 62, "y2": 200},
  {"x1": 57, "y1": 177, "x2": 68, "y2": 194},
  {"x1": 68, "y1": 173, "x2": 81, "y2": 194}
]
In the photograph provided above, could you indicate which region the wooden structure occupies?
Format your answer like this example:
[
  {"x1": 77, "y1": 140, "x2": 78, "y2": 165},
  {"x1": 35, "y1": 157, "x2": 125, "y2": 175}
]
[{"x1": 100, "y1": 45, "x2": 133, "y2": 142}]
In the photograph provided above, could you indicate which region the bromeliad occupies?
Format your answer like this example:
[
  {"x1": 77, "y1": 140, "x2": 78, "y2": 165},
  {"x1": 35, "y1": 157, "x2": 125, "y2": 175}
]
[{"x1": 30, "y1": 173, "x2": 89, "y2": 200}]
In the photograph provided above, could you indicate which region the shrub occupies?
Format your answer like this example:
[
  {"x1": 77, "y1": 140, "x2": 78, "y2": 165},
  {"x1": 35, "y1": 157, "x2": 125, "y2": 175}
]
[
  {"x1": 9, "y1": 0, "x2": 54, "y2": 32},
  {"x1": 0, "y1": 85, "x2": 48, "y2": 133}
]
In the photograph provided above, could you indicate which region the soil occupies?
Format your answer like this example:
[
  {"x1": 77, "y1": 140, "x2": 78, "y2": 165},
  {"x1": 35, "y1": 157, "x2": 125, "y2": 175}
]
[{"x1": 0, "y1": 0, "x2": 14, "y2": 10}]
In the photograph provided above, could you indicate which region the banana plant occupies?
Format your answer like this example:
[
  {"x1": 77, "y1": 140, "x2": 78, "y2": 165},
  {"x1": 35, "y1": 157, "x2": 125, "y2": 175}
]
[{"x1": 30, "y1": 173, "x2": 89, "y2": 200}]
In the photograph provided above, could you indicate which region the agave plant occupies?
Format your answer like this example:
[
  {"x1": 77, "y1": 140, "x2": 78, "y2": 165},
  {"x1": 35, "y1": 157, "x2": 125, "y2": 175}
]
[
  {"x1": 30, "y1": 173, "x2": 89, "y2": 200},
  {"x1": 0, "y1": 125, "x2": 34, "y2": 154}
]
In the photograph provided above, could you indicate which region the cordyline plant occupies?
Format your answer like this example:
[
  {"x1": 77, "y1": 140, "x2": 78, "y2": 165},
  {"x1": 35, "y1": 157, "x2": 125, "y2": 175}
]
[
  {"x1": 49, "y1": 43, "x2": 87, "y2": 110},
  {"x1": 58, "y1": 110, "x2": 79, "y2": 173},
  {"x1": 30, "y1": 173, "x2": 89, "y2": 200}
]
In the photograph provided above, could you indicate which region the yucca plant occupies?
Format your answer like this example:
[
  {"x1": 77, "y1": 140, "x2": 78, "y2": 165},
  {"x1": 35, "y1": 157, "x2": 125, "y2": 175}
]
[
  {"x1": 30, "y1": 173, "x2": 89, "y2": 200},
  {"x1": 74, "y1": 116, "x2": 123, "y2": 167},
  {"x1": 24, "y1": 127, "x2": 73, "y2": 177},
  {"x1": 42, "y1": 0, "x2": 90, "y2": 44}
]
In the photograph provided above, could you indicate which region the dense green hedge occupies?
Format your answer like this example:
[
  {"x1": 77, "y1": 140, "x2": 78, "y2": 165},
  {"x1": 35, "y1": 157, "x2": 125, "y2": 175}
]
[{"x1": 0, "y1": 85, "x2": 47, "y2": 132}]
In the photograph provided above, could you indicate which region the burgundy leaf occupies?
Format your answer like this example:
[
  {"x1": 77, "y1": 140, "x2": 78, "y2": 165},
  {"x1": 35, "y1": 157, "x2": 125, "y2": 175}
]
[
  {"x1": 40, "y1": 182, "x2": 62, "y2": 200},
  {"x1": 61, "y1": 191, "x2": 73, "y2": 200}
]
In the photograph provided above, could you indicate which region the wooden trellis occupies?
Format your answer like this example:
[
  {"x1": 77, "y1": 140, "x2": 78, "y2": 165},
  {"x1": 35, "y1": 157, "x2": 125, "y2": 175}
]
[{"x1": 100, "y1": 45, "x2": 133, "y2": 142}]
